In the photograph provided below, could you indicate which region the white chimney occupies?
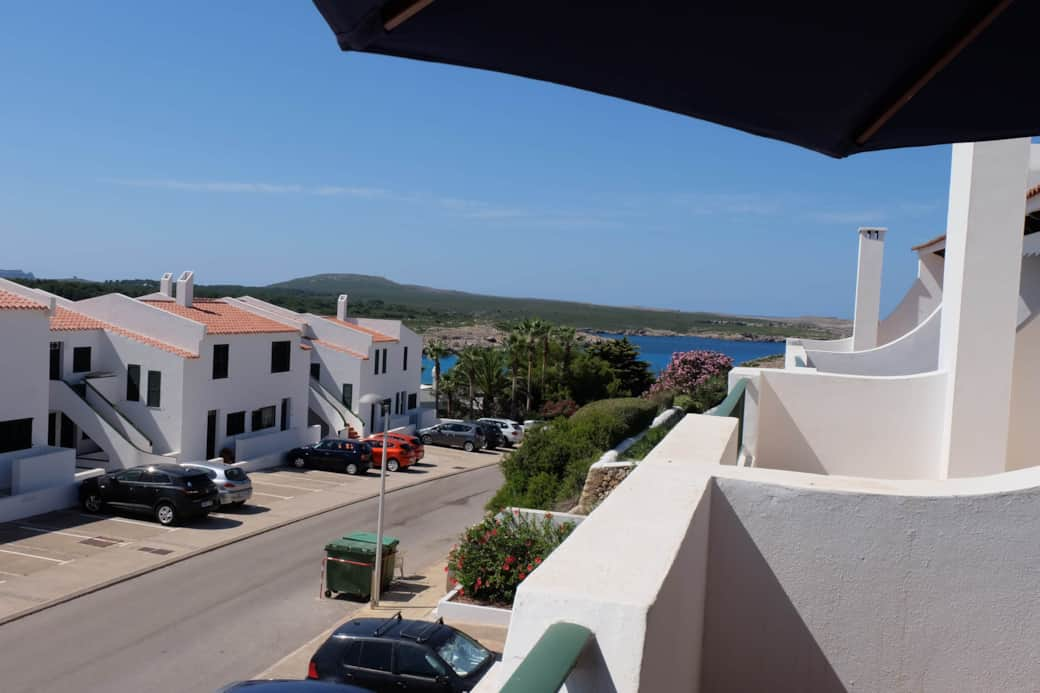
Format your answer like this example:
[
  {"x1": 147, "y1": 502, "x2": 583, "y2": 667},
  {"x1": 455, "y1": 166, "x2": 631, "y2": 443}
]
[
  {"x1": 176, "y1": 271, "x2": 195, "y2": 307},
  {"x1": 159, "y1": 272, "x2": 174, "y2": 297},
  {"x1": 337, "y1": 294, "x2": 349, "y2": 321},
  {"x1": 852, "y1": 227, "x2": 886, "y2": 351}
]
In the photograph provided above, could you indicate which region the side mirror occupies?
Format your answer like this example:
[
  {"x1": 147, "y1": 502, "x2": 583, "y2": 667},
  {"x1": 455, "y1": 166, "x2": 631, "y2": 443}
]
[
  {"x1": 436, "y1": 675, "x2": 450, "y2": 686},
  {"x1": 110, "y1": 478, "x2": 120, "y2": 486}
]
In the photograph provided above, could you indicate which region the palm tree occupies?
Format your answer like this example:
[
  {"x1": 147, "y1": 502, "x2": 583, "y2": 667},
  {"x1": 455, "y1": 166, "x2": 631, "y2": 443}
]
[
  {"x1": 554, "y1": 325, "x2": 578, "y2": 375},
  {"x1": 515, "y1": 319, "x2": 538, "y2": 414},
  {"x1": 535, "y1": 319, "x2": 552, "y2": 400},
  {"x1": 472, "y1": 348, "x2": 507, "y2": 417},
  {"x1": 455, "y1": 346, "x2": 481, "y2": 417},
  {"x1": 505, "y1": 332, "x2": 525, "y2": 419},
  {"x1": 424, "y1": 340, "x2": 451, "y2": 415}
]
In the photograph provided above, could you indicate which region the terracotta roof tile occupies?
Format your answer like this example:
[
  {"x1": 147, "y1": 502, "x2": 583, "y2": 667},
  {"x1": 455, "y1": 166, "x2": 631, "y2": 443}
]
[
  {"x1": 50, "y1": 307, "x2": 198, "y2": 359},
  {"x1": 1029, "y1": 184, "x2": 1040, "y2": 200},
  {"x1": 142, "y1": 298, "x2": 299, "y2": 335},
  {"x1": 312, "y1": 338, "x2": 369, "y2": 360},
  {"x1": 0, "y1": 289, "x2": 48, "y2": 311},
  {"x1": 300, "y1": 343, "x2": 313, "y2": 351},
  {"x1": 323, "y1": 316, "x2": 397, "y2": 342}
]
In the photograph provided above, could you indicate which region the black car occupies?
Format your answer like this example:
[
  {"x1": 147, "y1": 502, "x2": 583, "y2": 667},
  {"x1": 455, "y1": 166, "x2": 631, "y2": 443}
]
[
  {"x1": 218, "y1": 680, "x2": 371, "y2": 693},
  {"x1": 473, "y1": 421, "x2": 505, "y2": 450},
  {"x1": 79, "y1": 463, "x2": 219, "y2": 526},
  {"x1": 288, "y1": 439, "x2": 372, "y2": 475},
  {"x1": 308, "y1": 614, "x2": 494, "y2": 692}
]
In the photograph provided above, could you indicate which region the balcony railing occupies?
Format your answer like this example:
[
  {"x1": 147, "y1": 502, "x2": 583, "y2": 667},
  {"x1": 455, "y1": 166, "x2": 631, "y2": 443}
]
[
  {"x1": 711, "y1": 377, "x2": 748, "y2": 456},
  {"x1": 500, "y1": 622, "x2": 593, "y2": 693}
]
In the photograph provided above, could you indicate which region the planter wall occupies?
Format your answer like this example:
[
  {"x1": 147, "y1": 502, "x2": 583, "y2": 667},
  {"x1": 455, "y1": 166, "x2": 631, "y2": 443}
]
[{"x1": 436, "y1": 586, "x2": 513, "y2": 627}]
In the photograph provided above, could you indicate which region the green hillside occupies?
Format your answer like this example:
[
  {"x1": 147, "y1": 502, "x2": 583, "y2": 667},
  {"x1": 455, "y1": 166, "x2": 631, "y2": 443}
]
[{"x1": 13, "y1": 273, "x2": 847, "y2": 339}]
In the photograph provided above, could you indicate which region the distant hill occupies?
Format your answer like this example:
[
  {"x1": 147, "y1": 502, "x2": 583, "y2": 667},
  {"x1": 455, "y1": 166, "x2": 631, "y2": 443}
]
[
  {"x1": 271, "y1": 273, "x2": 847, "y2": 340},
  {"x1": 0, "y1": 269, "x2": 34, "y2": 280},
  {"x1": 10, "y1": 273, "x2": 847, "y2": 340}
]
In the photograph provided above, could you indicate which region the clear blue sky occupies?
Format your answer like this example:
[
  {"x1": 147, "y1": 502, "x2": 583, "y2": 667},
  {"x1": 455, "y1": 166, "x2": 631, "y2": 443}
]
[{"x1": 0, "y1": 1, "x2": 954, "y2": 319}]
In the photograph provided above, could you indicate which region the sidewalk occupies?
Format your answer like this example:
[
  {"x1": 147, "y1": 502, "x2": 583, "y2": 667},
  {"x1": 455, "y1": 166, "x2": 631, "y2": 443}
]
[
  {"x1": 0, "y1": 450, "x2": 502, "y2": 626},
  {"x1": 258, "y1": 559, "x2": 509, "y2": 681}
]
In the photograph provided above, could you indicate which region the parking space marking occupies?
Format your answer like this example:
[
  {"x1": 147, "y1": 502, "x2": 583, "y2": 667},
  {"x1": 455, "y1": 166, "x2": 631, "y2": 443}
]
[
  {"x1": 252, "y1": 491, "x2": 294, "y2": 500},
  {"x1": 79, "y1": 514, "x2": 177, "y2": 531},
  {"x1": 0, "y1": 547, "x2": 70, "y2": 564},
  {"x1": 0, "y1": 569, "x2": 22, "y2": 577},
  {"x1": 251, "y1": 480, "x2": 322, "y2": 492},
  {"x1": 17, "y1": 525, "x2": 129, "y2": 545}
]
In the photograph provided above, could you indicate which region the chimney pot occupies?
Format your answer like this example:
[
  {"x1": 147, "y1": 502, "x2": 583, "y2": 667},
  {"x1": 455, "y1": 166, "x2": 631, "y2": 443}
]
[
  {"x1": 176, "y1": 271, "x2": 195, "y2": 307},
  {"x1": 159, "y1": 272, "x2": 174, "y2": 298},
  {"x1": 337, "y1": 294, "x2": 349, "y2": 321}
]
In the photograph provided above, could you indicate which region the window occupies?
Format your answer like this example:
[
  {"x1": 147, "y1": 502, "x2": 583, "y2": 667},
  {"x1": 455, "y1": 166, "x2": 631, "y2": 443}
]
[
  {"x1": 436, "y1": 631, "x2": 491, "y2": 677},
  {"x1": 408, "y1": 393, "x2": 417, "y2": 410},
  {"x1": 310, "y1": 363, "x2": 320, "y2": 380},
  {"x1": 382, "y1": 348, "x2": 388, "y2": 374},
  {"x1": 281, "y1": 398, "x2": 290, "y2": 431},
  {"x1": 374, "y1": 349, "x2": 380, "y2": 374},
  {"x1": 116, "y1": 469, "x2": 142, "y2": 482},
  {"x1": 213, "y1": 344, "x2": 229, "y2": 379},
  {"x1": 140, "y1": 471, "x2": 170, "y2": 484},
  {"x1": 72, "y1": 346, "x2": 92, "y2": 373},
  {"x1": 397, "y1": 645, "x2": 444, "y2": 678},
  {"x1": 126, "y1": 364, "x2": 141, "y2": 401},
  {"x1": 146, "y1": 370, "x2": 162, "y2": 408},
  {"x1": 48, "y1": 412, "x2": 56, "y2": 446},
  {"x1": 226, "y1": 411, "x2": 246, "y2": 436},
  {"x1": 403, "y1": 346, "x2": 409, "y2": 371},
  {"x1": 49, "y1": 342, "x2": 62, "y2": 380},
  {"x1": 358, "y1": 641, "x2": 393, "y2": 672},
  {"x1": 339, "y1": 642, "x2": 361, "y2": 667},
  {"x1": 0, "y1": 418, "x2": 32, "y2": 454},
  {"x1": 342, "y1": 383, "x2": 353, "y2": 408},
  {"x1": 271, "y1": 341, "x2": 291, "y2": 373},
  {"x1": 394, "y1": 392, "x2": 400, "y2": 415},
  {"x1": 251, "y1": 405, "x2": 276, "y2": 431}
]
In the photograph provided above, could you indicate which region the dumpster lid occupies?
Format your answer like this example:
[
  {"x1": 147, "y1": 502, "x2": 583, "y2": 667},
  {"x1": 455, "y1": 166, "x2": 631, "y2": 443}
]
[
  {"x1": 344, "y1": 531, "x2": 399, "y2": 548},
  {"x1": 325, "y1": 532, "x2": 399, "y2": 554}
]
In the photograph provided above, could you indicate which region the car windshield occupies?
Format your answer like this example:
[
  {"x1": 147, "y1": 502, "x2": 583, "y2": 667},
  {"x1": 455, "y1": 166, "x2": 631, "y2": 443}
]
[{"x1": 436, "y1": 630, "x2": 491, "y2": 677}]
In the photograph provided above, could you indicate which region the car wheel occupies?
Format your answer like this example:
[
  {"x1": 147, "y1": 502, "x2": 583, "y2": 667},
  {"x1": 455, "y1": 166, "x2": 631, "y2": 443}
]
[
  {"x1": 292, "y1": 457, "x2": 306, "y2": 469},
  {"x1": 422, "y1": 434, "x2": 433, "y2": 445},
  {"x1": 463, "y1": 441, "x2": 475, "y2": 452},
  {"x1": 386, "y1": 458, "x2": 400, "y2": 472},
  {"x1": 82, "y1": 492, "x2": 104, "y2": 513},
  {"x1": 345, "y1": 462, "x2": 359, "y2": 475},
  {"x1": 155, "y1": 502, "x2": 177, "y2": 527}
]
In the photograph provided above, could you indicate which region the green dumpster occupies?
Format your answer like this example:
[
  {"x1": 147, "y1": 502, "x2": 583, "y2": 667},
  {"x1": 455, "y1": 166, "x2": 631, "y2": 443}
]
[{"x1": 323, "y1": 532, "x2": 399, "y2": 600}]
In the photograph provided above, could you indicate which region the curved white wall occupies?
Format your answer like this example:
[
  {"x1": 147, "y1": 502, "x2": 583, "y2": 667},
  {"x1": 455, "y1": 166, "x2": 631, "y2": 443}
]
[
  {"x1": 877, "y1": 252, "x2": 944, "y2": 346},
  {"x1": 807, "y1": 305, "x2": 941, "y2": 376}
]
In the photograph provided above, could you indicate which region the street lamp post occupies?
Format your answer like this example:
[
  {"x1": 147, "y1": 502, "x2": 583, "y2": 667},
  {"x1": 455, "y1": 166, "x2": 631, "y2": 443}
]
[{"x1": 360, "y1": 393, "x2": 391, "y2": 607}]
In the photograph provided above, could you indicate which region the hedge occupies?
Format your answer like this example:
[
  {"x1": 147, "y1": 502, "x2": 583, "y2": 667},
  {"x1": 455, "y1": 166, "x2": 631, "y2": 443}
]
[{"x1": 487, "y1": 397, "x2": 659, "y2": 512}]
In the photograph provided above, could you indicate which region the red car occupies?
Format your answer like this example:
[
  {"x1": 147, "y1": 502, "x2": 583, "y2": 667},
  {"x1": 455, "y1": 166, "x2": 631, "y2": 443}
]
[
  {"x1": 362, "y1": 435, "x2": 417, "y2": 472},
  {"x1": 385, "y1": 431, "x2": 425, "y2": 461}
]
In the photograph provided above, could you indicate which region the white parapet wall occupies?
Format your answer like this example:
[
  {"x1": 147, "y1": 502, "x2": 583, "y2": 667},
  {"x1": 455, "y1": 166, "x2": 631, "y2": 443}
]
[
  {"x1": 233, "y1": 425, "x2": 321, "y2": 471},
  {"x1": 0, "y1": 447, "x2": 79, "y2": 523}
]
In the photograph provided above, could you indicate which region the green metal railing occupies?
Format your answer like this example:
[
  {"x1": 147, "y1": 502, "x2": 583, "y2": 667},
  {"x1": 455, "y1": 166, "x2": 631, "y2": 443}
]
[
  {"x1": 500, "y1": 622, "x2": 593, "y2": 693},
  {"x1": 711, "y1": 377, "x2": 748, "y2": 454}
]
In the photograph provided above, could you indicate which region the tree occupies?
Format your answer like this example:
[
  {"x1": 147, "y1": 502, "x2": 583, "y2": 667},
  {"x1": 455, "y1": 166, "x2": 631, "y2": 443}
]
[
  {"x1": 554, "y1": 325, "x2": 578, "y2": 375},
  {"x1": 505, "y1": 332, "x2": 526, "y2": 419},
  {"x1": 472, "y1": 348, "x2": 508, "y2": 417},
  {"x1": 648, "y1": 350, "x2": 733, "y2": 397},
  {"x1": 585, "y1": 338, "x2": 655, "y2": 397},
  {"x1": 423, "y1": 340, "x2": 452, "y2": 415},
  {"x1": 515, "y1": 319, "x2": 539, "y2": 414},
  {"x1": 455, "y1": 346, "x2": 481, "y2": 417},
  {"x1": 534, "y1": 319, "x2": 551, "y2": 402}
]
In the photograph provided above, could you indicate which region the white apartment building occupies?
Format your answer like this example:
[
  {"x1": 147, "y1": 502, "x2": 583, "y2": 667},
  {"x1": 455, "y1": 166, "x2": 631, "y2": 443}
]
[{"x1": 232, "y1": 293, "x2": 428, "y2": 438}]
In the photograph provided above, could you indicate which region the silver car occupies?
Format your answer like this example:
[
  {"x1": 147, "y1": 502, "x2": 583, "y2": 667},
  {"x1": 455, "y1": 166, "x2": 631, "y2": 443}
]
[
  {"x1": 181, "y1": 462, "x2": 253, "y2": 507},
  {"x1": 478, "y1": 418, "x2": 525, "y2": 446}
]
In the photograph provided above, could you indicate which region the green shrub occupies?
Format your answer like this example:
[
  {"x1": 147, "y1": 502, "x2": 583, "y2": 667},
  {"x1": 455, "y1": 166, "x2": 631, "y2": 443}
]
[
  {"x1": 447, "y1": 511, "x2": 575, "y2": 606},
  {"x1": 571, "y1": 397, "x2": 657, "y2": 441},
  {"x1": 676, "y1": 374, "x2": 730, "y2": 413},
  {"x1": 621, "y1": 421, "x2": 675, "y2": 461}
]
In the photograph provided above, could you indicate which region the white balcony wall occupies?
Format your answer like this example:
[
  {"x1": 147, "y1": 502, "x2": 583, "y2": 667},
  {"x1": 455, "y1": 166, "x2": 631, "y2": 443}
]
[
  {"x1": 877, "y1": 251, "x2": 945, "y2": 346},
  {"x1": 734, "y1": 367, "x2": 947, "y2": 479},
  {"x1": 807, "y1": 305, "x2": 941, "y2": 376},
  {"x1": 0, "y1": 310, "x2": 50, "y2": 447}
]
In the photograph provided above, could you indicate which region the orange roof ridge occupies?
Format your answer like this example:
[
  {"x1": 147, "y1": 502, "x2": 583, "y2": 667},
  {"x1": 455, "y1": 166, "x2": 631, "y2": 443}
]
[
  {"x1": 0, "y1": 288, "x2": 49, "y2": 311},
  {"x1": 910, "y1": 234, "x2": 947, "y2": 252},
  {"x1": 142, "y1": 298, "x2": 298, "y2": 335},
  {"x1": 50, "y1": 307, "x2": 198, "y2": 359},
  {"x1": 322, "y1": 316, "x2": 397, "y2": 342}
]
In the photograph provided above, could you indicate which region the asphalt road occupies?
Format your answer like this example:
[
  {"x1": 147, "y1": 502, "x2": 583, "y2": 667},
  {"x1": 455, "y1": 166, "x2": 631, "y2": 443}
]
[{"x1": 0, "y1": 464, "x2": 503, "y2": 693}]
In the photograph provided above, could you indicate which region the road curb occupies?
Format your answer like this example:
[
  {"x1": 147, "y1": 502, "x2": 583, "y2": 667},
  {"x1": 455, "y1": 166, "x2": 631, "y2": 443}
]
[{"x1": 0, "y1": 459, "x2": 501, "y2": 627}]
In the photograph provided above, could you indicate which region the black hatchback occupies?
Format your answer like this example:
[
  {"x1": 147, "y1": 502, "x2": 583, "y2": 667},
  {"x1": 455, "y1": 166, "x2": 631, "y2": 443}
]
[
  {"x1": 288, "y1": 439, "x2": 373, "y2": 475},
  {"x1": 79, "y1": 463, "x2": 219, "y2": 526},
  {"x1": 308, "y1": 614, "x2": 494, "y2": 692}
]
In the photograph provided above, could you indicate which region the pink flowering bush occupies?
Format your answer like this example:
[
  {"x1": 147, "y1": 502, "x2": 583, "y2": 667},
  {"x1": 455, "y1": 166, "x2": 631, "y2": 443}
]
[
  {"x1": 648, "y1": 350, "x2": 733, "y2": 397},
  {"x1": 446, "y1": 510, "x2": 575, "y2": 607}
]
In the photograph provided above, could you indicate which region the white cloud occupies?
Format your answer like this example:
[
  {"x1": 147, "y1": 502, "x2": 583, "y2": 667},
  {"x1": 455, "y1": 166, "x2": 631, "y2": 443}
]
[{"x1": 805, "y1": 209, "x2": 887, "y2": 224}]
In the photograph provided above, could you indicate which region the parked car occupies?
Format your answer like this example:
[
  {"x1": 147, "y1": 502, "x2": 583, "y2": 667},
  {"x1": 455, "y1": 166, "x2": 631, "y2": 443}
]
[
  {"x1": 218, "y1": 681, "x2": 371, "y2": 693},
  {"x1": 477, "y1": 418, "x2": 524, "y2": 447},
  {"x1": 181, "y1": 461, "x2": 253, "y2": 507},
  {"x1": 79, "y1": 463, "x2": 219, "y2": 526},
  {"x1": 308, "y1": 613, "x2": 494, "y2": 692},
  {"x1": 473, "y1": 421, "x2": 505, "y2": 450},
  {"x1": 288, "y1": 439, "x2": 372, "y2": 475},
  {"x1": 419, "y1": 422, "x2": 486, "y2": 452},
  {"x1": 386, "y1": 432, "x2": 425, "y2": 461},
  {"x1": 362, "y1": 435, "x2": 417, "y2": 472}
]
